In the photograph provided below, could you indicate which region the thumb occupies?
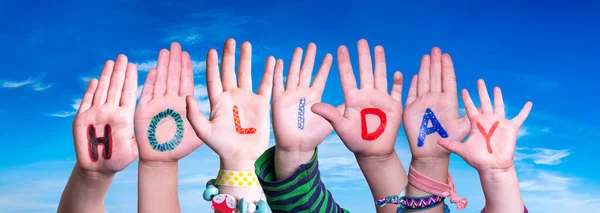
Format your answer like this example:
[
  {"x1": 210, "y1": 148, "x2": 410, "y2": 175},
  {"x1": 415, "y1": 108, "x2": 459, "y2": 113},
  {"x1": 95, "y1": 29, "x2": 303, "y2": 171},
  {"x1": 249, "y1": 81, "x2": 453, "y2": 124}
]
[
  {"x1": 312, "y1": 103, "x2": 345, "y2": 130},
  {"x1": 185, "y1": 96, "x2": 210, "y2": 141},
  {"x1": 437, "y1": 139, "x2": 465, "y2": 156}
]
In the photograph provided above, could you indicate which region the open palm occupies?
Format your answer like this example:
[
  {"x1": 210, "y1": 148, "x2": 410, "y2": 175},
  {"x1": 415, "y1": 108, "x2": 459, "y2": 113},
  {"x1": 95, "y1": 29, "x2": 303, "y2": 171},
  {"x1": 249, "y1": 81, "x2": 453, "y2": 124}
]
[
  {"x1": 134, "y1": 42, "x2": 202, "y2": 162},
  {"x1": 402, "y1": 47, "x2": 470, "y2": 159},
  {"x1": 438, "y1": 80, "x2": 532, "y2": 171},
  {"x1": 272, "y1": 43, "x2": 343, "y2": 152},
  {"x1": 187, "y1": 39, "x2": 273, "y2": 162},
  {"x1": 313, "y1": 40, "x2": 403, "y2": 157},
  {"x1": 73, "y1": 55, "x2": 138, "y2": 174}
]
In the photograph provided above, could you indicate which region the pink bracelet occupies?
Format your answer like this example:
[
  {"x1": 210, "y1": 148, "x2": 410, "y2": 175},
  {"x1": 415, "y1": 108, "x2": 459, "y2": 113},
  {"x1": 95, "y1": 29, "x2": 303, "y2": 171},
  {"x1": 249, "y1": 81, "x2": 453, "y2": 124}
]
[{"x1": 408, "y1": 165, "x2": 468, "y2": 210}]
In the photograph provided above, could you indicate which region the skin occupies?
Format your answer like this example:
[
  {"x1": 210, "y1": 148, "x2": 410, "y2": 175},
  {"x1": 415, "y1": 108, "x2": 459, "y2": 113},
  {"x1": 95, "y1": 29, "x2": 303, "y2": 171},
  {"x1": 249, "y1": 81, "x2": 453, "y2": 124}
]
[
  {"x1": 135, "y1": 42, "x2": 202, "y2": 213},
  {"x1": 438, "y1": 79, "x2": 532, "y2": 213},
  {"x1": 312, "y1": 39, "x2": 407, "y2": 213},
  {"x1": 402, "y1": 47, "x2": 470, "y2": 213},
  {"x1": 58, "y1": 55, "x2": 138, "y2": 213},
  {"x1": 271, "y1": 43, "x2": 346, "y2": 180},
  {"x1": 186, "y1": 38, "x2": 275, "y2": 203}
]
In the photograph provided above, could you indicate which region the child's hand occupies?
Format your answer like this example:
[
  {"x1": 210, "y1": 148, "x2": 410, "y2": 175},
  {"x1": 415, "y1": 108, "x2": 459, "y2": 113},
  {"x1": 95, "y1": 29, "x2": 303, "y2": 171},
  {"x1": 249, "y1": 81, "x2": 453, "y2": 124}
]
[
  {"x1": 134, "y1": 42, "x2": 203, "y2": 162},
  {"x1": 72, "y1": 54, "x2": 138, "y2": 175},
  {"x1": 272, "y1": 44, "x2": 341, "y2": 154},
  {"x1": 438, "y1": 79, "x2": 532, "y2": 172},
  {"x1": 312, "y1": 39, "x2": 403, "y2": 158},
  {"x1": 186, "y1": 39, "x2": 274, "y2": 169},
  {"x1": 402, "y1": 48, "x2": 470, "y2": 161}
]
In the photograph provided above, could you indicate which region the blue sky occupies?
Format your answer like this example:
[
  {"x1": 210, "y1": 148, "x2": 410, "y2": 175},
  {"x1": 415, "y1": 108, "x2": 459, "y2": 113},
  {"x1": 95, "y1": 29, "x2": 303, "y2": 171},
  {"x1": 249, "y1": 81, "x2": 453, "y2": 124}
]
[{"x1": 1, "y1": 0, "x2": 599, "y2": 212}]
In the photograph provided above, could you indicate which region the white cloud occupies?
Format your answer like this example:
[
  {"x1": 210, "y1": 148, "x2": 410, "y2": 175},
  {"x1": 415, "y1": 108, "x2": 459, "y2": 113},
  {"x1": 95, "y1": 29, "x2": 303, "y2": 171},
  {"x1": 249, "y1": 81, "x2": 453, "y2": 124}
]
[
  {"x1": 194, "y1": 84, "x2": 208, "y2": 100},
  {"x1": 520, "y1": 171, "x2": 571, "y2": 192},
  {"x1": 518, "y1": 126, "x2": 531, "y2": 138},
  {"x1": 515, "y1": 147, "x2": 570, "y2": 165},
  {"x1": 134, "y1": 60, "x2": 157, "y2": 72},
  {"x1": 134, "y1": 60, "x2": 206, "y2": 73},
  {"x1": 1, "y1": 73, "x2": 52, "y2": 91},
  {"x1": 49, "y1": 99, "x2": 81, "y2": 117},
  {"x1": 179, "y1": 173, "x2": 214, "y2": 185},
  {"x1": 81, "y1": 76, "x2": 93, "y2": 82}
]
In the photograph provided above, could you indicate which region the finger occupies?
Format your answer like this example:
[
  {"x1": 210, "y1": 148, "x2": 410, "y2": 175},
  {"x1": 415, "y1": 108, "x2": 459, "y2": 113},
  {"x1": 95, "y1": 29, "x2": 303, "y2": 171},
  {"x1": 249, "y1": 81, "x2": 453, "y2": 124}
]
[
  {"x1": 166, "y1": 42, "x2": 182, "y2": 96},
  {"x1": 461, "y1": 89, "x2": 479, "y2": 118},
  {"x1": 120, "y1": 63, "x2": 138, "y2": 110},
  {"x1": 238, "y1": 41, "x2": 252, "y2": 91},
  {"x1": 357, "y1": 39, "x2": 374, "y2": 89},
  {"x1": 337, "y1": 46, "x2": 358, "y2": 95},
  {"x1": 417, "y1": 54, "x2": 430, "y2": 96},
  {"x1": 311, "y1": 103, "x2": 345, "y2": 130},
  {"x1": 512, "y1": 101, "x2": 533, "y2": 126},
  {"x1": 373, "y1": 46, "x2": 388, "y2": 92},
  {"x1": 286, "y1": 47, "x2": 303, "y2": 89},
  {"x1": 106, "y1": 55, "x2": 128, "y2": 105},
  {"x1": 437, "y1": 139, "x2": 465, "y2": 156},
  {"x1": 179, "y1": 51, "x2": 194, "y2": 96},
  {"x1": 298, "y1": 43, "x2": 317, "y2": 87},
  {"x1": 258, "y1": 56, "x2": 276, "y2": 97},
  {"x1": 221, "y1": 38, "x2": 237, "y2": 91},
  {"x1": 441, "y1": 53, "x2": 458, "y2": 99},
  {"x1": 139, "y1": 69, "x2": 158, "y2": 105},
  {"x1": 311, "y1": 53, "x2": 333, "y2": 94},
  {"x1": 272, "y1": 59, "x2": 285, "y2": 99},
  {"x1": 406, "y1": 75, "x2": 418, "y2": 105},
  {"x1": 77, "y1": 79, "x2": 98, "y2": 114},
  {"x1": 93, "y1": 60, "x2": 115, "y2": 106},
  {"x1": 206, "y1": 49, "x2": 223, "y2": 103},
  {"x1": 493, "y1": 86, "x2": 505, "y2": 117},
  {"x1": 154, "y1": 49, "x2": 169, "y2": 98},
  {"x1": 390, "y1": 71, "x2": 403, "y2": 104},
  {"x1": 477, "y1": 79, "x2": 493, "y2": 113},
  {"x1": 185, "y1": 96, "x2": 211, "y2": 140},
  {"x1": 429, "y1": 47, "x2": 442, "y2": 93}
]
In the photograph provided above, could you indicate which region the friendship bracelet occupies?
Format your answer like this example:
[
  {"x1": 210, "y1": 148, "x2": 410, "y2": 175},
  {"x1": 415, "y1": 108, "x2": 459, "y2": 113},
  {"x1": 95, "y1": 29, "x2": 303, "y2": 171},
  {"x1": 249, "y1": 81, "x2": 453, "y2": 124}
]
[
  {"x1": 397, "y1": 204, "x2": 450, "y2": 213},
  {"x1": 216, "y1": 169, "x2": 261, "y2": 187},
  {"x1": 203, "y1": 179, "x2": 268, "y2": 213},
  {"x1": 408, "y1": 166, "x2": 468, "y2": 210},
  {"x1": 399, "y1": 194, "x2": 445, "y2": 211}
]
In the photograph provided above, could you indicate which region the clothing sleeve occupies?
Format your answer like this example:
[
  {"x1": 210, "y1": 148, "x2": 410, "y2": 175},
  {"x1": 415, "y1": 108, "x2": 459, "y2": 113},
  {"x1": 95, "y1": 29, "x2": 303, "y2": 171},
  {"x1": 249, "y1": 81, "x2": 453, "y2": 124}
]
[{"x1": 254, "y1": 146, "x2": 350, "y2": 213}]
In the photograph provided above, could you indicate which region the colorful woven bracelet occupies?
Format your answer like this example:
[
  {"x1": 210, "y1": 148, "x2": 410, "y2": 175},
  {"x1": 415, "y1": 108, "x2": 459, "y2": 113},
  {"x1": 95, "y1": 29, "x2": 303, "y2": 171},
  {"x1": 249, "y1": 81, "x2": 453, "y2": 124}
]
[
  {"x1": 398, "y1": 204, "x2": 450, "y2": 213},
  {"x1": 399, "y1": 194, "x2": 445, "y2": 211}
]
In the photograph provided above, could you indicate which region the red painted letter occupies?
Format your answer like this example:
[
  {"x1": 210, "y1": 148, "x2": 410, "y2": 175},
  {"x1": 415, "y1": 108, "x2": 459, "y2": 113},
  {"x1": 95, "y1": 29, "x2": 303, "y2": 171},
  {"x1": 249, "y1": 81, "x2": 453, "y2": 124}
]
[
  {"x1": 360, "y1": 108, "x2": 387, "y2": 141},
  {"x1": 233, "y1": 105, "x2": 256, "y2": 134},
  {"x1": 476, "y1": 121, "x2": 499, "y2": 154}
]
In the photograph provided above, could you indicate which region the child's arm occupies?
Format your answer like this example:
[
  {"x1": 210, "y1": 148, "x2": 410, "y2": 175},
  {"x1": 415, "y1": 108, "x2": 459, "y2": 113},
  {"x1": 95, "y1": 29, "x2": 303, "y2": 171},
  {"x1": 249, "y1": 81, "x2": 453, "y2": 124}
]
[
  {"x1": 438, "y1": 79, "x2": 532, "y2": 213},
  {"x1": 58, "y1": 55, "x2": 139, "y2": 213},
  {"x1": 312, "y1": 40, "x2": 407, "y2": 213},
  {"x1": 401, "y1": 48, "x2": 470, "y2": 213},
  {"x1": 186, "y1": 38, "x2": 275, "y2": 209},
  {"x1": 256, "y1": 43, "x2": 348, "y2": 212},
  {"x1": 135, "y1": 43, "x2": 204, "y2": 213}
]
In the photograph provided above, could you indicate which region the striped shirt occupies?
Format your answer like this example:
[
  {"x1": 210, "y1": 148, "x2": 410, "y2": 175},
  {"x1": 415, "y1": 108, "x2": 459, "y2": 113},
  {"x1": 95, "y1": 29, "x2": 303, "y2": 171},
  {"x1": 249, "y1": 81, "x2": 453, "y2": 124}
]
[{"x1": 255, "y1": 146, "x2": 350, "y2": 213}]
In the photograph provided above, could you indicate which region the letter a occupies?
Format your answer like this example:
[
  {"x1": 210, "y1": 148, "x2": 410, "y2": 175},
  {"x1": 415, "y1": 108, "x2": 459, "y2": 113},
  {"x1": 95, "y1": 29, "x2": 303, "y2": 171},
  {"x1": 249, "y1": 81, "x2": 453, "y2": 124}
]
[
  {"x1": 417, "y1": 108, "x2": 448, "y2": 147},
  {"x1": 360, "y1": 108, "x2": 387, "y2": 141},
  {"x1": 233, "y1": 105, "x2": 256, "y2": 134},
  {"x1": 87, "y1": 124, "x2": 113, "y2": 162}
]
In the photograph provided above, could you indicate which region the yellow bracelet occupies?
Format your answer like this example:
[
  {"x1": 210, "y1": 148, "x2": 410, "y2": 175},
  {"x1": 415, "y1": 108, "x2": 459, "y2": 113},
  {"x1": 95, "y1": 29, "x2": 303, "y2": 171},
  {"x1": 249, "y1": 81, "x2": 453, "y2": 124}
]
[{"x1": 216, "y1": 170, "x2": 260, "y2": 187}]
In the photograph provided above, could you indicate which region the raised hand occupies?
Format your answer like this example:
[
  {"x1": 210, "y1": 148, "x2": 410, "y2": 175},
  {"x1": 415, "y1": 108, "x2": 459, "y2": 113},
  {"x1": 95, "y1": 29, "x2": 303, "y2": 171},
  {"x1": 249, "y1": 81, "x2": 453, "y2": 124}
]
[
  {"x1": 272, "y1": 43, "x2": 341, "y2": 151},
  {"x1": 312, "y1": 39, "x2": 403, "y2": 159},
  {"x1": 59, "y1": 54, "x2": 138, "y2": 213},
  {"x1": 186, "y1": 38, "x2": 274, "y2": 168},
  {"x1": 312, "y1": 39, "x2": 406, "y2": 213},
  {"x1": 72, "y1": 54, "x2": 138, "y2": 174},
  {"x1": 402, "y1": 47, "x2": 470, "y2": 160},
  {"x1": 438, "y1": 79, "x2": 533, "y2": 171},
  {"x1": 135, "y1": 42, "x2": 202, "y2": 162}
]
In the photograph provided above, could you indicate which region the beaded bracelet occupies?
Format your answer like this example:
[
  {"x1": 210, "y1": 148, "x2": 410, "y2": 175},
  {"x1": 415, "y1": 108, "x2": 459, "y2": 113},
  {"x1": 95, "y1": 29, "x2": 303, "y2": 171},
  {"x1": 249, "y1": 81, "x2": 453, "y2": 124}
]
[{"x1": 203, "y1": 179, "x2": 268, "y2": 213}]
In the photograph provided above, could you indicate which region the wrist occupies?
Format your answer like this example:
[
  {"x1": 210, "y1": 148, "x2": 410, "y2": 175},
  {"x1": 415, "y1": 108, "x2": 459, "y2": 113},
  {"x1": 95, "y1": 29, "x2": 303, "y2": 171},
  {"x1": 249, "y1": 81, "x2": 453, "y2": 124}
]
[
  {"x1": 139, "y1": 159, "x2": 179, "y2": 169},
  {"x1": 355, "y1": 151, "x2": 397, "y2": 165},
  {"x1": 274, "y1": 147, "x2": 315, "y2": 180},
  {"x1": 74, "y1": 163, "x2": 116, "y2": 181},
  {"x1": 220, "y1": 158, "x2": 256, "y2": 171},
  {"x1": 409, "y1": 157, "x2": 450, "y2": 182},
  {"x1": 478, "y1": 166, "x2": 518, "y2": 186}
]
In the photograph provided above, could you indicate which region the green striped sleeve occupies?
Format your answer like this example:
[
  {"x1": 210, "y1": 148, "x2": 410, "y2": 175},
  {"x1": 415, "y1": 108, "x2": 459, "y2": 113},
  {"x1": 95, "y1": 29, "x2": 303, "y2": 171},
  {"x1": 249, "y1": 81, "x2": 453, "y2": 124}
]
[{"x1": 254, "y1": 146, "x2": 350, "y2": 213}]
